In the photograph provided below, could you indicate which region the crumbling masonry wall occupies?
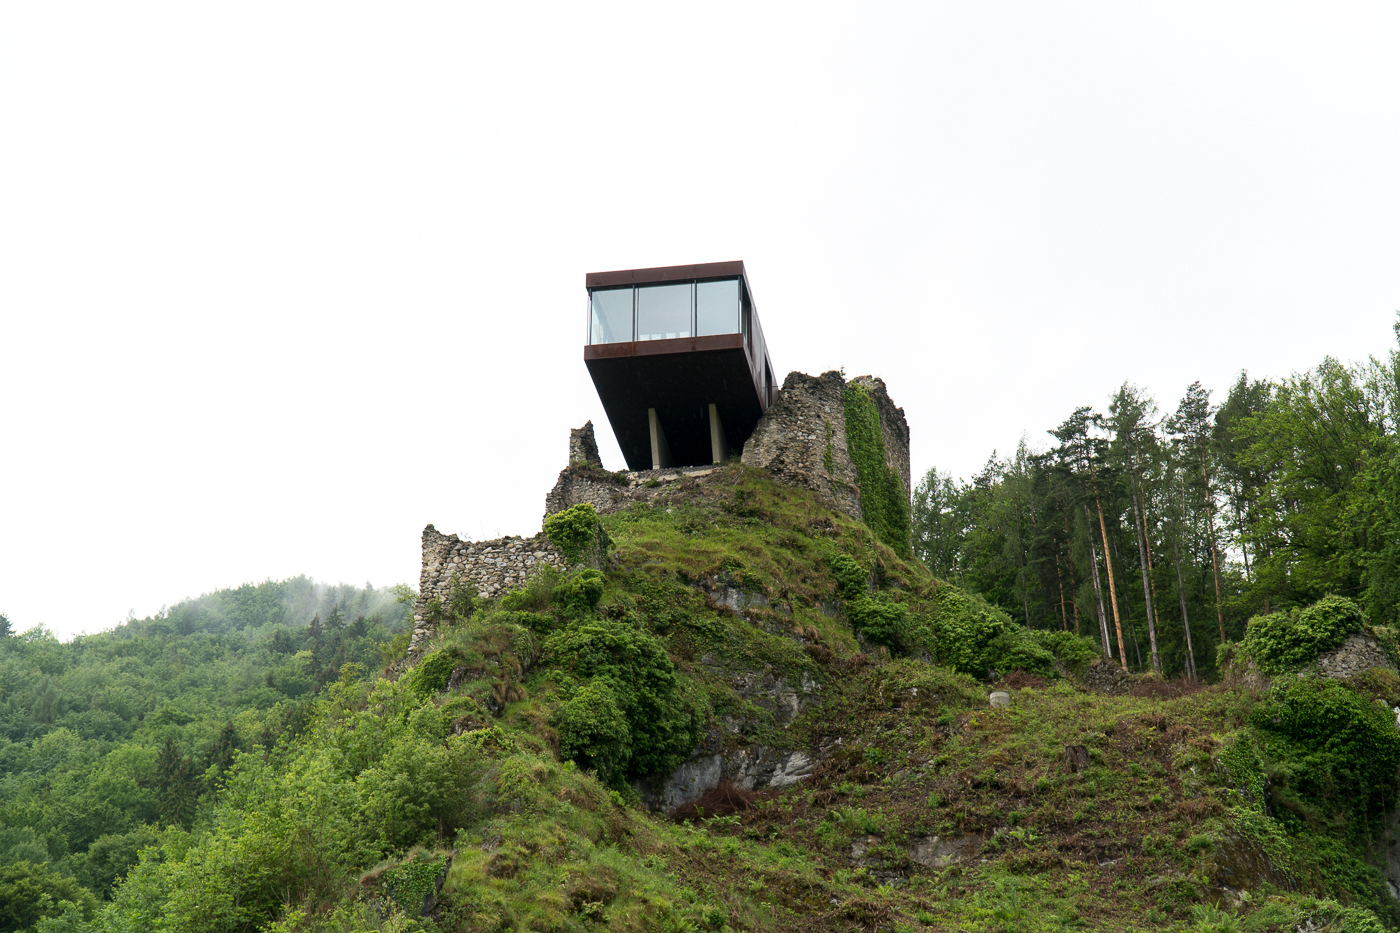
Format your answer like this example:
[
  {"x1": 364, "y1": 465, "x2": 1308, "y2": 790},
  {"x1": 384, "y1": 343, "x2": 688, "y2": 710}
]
[
  {"x1": 411, "y1": 525, "x2": 566, "y2": 649},
  {"x1": 739, "y1": 371, "x2": 910, "y2": 526}
]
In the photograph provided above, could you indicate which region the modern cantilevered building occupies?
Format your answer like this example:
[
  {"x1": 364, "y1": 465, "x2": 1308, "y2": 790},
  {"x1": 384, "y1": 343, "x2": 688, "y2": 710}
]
[{"x1": 584, "y1": 261, "x2": 776, "y2": 471}]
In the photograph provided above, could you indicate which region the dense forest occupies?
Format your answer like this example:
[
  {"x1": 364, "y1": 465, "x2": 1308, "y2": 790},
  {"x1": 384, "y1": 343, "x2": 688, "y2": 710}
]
[
  {"x1": 913, "y1": 318, "x2": 1400, "y2": 679},
  {"x1": 0, "y1": 579, "x2": 409, "y2": 929}
]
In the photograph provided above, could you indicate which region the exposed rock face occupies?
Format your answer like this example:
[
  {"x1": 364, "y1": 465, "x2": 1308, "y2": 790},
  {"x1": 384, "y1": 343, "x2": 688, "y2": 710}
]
[
  {"x1": 908, "y1": 834, "x2": 981, "y2": 869},
  {"x1": 412, "y1": 526, "x2": 566, "y2": 651},
  {"x1": 725, "y1": 671, "x2": 821, "y2": 728},
  {"x1": 643, "y1": 746, "x2": 817, "y2": 811},
  {"x1": 655, "y1": 754, "x2": 724, "y2": 810},
  {"x1": 1317, "y1": 633, "x2": 1394, "y2": 679},
  {"x1": 731, "y1": 748, "x2": 815, "y2": 789},
  {"x1": 740, "y1": 371, "x2": 910, "y2": 526}
]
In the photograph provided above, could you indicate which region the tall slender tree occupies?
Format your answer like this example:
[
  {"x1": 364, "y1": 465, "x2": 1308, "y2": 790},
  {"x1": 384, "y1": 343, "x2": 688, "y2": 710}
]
[{"x1": 1168, "y1": 383, "x2": 1227, "y2": 644}]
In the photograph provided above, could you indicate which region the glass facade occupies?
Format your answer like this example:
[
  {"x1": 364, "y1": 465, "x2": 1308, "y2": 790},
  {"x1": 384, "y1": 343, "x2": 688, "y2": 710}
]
[
  {"x1": 637, "y1": 283, "x2": 692, "y2": 340},
  {"x1": 589, "y1": 287, "x2": 634, "y2": 344},
  {"x1": 587, "y1": 277, "x2": 749, "y2": 345},
  {"x1": 696, "y1": 279, "x2": 739, "y2": 336}
]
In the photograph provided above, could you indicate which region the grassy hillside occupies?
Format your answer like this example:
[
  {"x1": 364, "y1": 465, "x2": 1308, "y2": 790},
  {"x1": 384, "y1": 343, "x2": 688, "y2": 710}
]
[{"x1": 20, "y1": 468, "x2": 1400, "y2": 932}]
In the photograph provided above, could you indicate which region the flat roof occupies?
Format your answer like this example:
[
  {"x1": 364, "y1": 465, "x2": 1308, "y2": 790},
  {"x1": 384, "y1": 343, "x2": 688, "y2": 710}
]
[{"x1": 585, "y1": 260, "x2": 747, "y2": 289}]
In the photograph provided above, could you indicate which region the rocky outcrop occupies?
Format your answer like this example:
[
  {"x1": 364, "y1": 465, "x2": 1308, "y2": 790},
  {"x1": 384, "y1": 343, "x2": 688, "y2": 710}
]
[
  {"x1": 908, "y1": 834, "x2": 982, "y2": 870},
  {"x1": 1218, "y1": 632, "x2": 1395, "y2": 691},
  {"x1": 1080, "y1": 658, "x2": 1132, "y2": 694},
  {"x1": 740, "y1": 371, "x2": 910, "y2": 526},
  {"x1": 641, "y1": 745, "x2": 818, "y2": 812},
  {"x1": 1317, "y1": 633, "x2": 1394, "y2": 679}
]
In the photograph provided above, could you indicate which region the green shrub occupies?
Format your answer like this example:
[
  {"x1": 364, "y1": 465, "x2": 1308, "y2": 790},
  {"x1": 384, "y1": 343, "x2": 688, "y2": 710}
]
[
  {"x1": 829, "y1": 554, "x2": 869, "y2": 599},
  {"x1": 380, "y1": 853, "x2": 449, "y2": 916},
  {"x1": 983, "y1": 628, "x2": 1057, "y2": 677},
  {"x1": 545, "y1": 618, "x2": 700, "y2": 784},
  {"x1": 1217, "y1": 734, "x2": 1268, "y2": 814},
  {"x1": 553, "y1": 569, "x2": 606, "y2": 615},
  {"x1": 847, "y1": 594, "x2": 912, "y2": 649},
  {"x1": 482, "y1": 609, "x2": 557, "y2": 635},
  {"x1": 544, "y1": 504, "x2": 604, "y2": 566},
  {"x1": 829, "y1": 555, "x2": 913, "y2": 649},
  {"x1": 1251, "y1": 676, "x2": 1400, "y2": 817},
  {"x1": 1241, "y1": 596, "x2": 1364, "y2": 674},
  {"x1": 1027, "y1": 630, "x2": 1101, "y2": 674},
  {"x1": 408, "y1": 648, "x2": 462, "y2": 699},
  {"x1": 358, "y1": 734, "x2": 482, "y2": 849},
  {"x1": 551, "y1": 680, "x2": 632, "y2": 787},
  {"x1": 915, "y1": 586, "x2": 1058, "y2": 677},
  {"x1": 500, "y1": 564, "x2": 561, "y2": 612},
  {"x1": 445, "y1": 577, "x2": 478, "y2": 623}
]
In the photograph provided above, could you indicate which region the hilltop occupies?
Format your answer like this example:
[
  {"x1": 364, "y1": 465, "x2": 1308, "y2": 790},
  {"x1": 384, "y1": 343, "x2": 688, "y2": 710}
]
[{"x1": 42, "y1": 464, "x2": 1400, "y2": 933}]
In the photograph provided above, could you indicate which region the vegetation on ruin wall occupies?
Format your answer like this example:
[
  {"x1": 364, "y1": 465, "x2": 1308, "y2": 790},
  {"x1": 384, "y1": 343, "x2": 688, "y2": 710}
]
[{"x1": 841, "y1": 381, "x2": 911, "y2": 559}]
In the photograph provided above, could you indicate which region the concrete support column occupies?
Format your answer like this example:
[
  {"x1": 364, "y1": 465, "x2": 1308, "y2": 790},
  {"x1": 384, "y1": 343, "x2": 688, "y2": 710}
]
[
  {"x1": 648, "y1": 408, "x2": 673, "y2": 470},
  {"x1": 708, "y1": 403, "x2": 729, "y2": 465}
]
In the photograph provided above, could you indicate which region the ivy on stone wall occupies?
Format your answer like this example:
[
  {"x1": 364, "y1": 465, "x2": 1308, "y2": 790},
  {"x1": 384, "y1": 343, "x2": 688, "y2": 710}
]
[
  {"x1": 1239, "y1": 595, "x2": 1365, "y2": 674},
  {"x1": 841, "y1": 382, "x2": 911, "y2": 558},
  {"x1": 381, "y1": 853, "x2": 448, "y2": 916}
]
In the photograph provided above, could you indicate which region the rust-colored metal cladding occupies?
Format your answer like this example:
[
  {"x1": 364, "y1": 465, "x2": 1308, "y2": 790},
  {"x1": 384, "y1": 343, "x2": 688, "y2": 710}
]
[
  {"x1": 583, "y1": 260, "x2": 777, "y2": 471},
  {"x1": 585, "y1": 260, "x2": 748, "y2": 289}
]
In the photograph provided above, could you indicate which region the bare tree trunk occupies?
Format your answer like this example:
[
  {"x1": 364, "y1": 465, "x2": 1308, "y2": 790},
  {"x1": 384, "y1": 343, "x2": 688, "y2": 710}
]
[
  {"x1": 1094, "y1": 490, "x2": 1129, "y2": 669},
  {"x1": 1130, "y1": 488, "x2": 1161, "y2": 673},
  {"x1": 1112, "y1": 531, "x2": 1144, "y2": 672},
  {"x1": 1172, "y1": 544, "x2": 1197, "y2": 681},
  {"x1": 1054, "y1": 548, "x2": 1069, "y2": 632},
  {"x1": 1085, "y1": 506, "x2": 1112, "y2": 656},
  {"x1": 1200, "y1": 450, "x2": 1227, "y2": 643}
]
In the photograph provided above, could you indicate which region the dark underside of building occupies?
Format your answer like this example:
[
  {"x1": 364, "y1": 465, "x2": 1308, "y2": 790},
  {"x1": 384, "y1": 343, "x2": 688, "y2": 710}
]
[{"x1": 583, "y1": 260, "x2": 776, "y2": 471}]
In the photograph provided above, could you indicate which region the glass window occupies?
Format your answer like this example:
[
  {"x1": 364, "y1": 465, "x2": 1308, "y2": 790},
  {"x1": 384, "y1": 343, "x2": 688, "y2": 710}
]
[
  {"x1": 695, "y1": 279, "x2": 740, "y2": 336},
  {"x1": 589, "y1": 287, "x2": 633, "y2": 344},
  {"x1": 636, "y1": 283, "x2": 692, "y2": 340}
]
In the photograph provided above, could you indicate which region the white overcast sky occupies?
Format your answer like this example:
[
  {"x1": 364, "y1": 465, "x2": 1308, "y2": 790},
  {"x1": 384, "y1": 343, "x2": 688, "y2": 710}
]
[{"x1": 2, "y1": 3, "x2": 1397, "y2": 639}]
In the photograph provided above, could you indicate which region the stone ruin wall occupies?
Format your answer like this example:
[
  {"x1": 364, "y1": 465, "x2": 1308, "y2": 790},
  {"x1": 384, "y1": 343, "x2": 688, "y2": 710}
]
[
  {"x1": 541, "y1": 374, "x2": 910, "y2": 528},
  {"x1": 417, "y1": 372, "x2": 911, "y2": 648},
  {"x1": 1317, "y1": 632, "x2": 1395, "y2": 679},
  {"x1": 411, "y1": 525, "x2": 566, "y2": 650},
  {"x1": 543, "y1": 420, "x2": 732, "y2": 523},
  {"x1": 738, "y1": 370, "x2": 910, "y2": 526}
]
